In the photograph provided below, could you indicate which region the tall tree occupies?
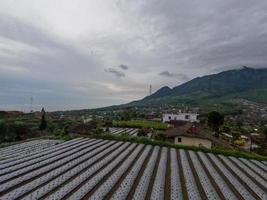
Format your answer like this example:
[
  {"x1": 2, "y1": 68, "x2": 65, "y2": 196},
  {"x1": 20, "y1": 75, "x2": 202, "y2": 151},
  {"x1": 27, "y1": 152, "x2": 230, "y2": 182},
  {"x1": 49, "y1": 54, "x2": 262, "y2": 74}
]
[
  {"x1": 263, "y1": 127, "x2": 267, "y2": 142},
  {"x1": 39, "y1": 107, "x2": 47, "y2": 131},
  {"x1": 0, "y1": 120, "x2": 7, "y2": 142},
  {"x1": 208, "y1": 111, "x2": 224, "y2": 137}
]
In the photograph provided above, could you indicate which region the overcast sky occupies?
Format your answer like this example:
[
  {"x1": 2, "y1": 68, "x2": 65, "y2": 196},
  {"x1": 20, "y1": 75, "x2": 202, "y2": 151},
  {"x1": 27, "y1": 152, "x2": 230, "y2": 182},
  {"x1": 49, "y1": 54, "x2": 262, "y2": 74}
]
[{"x1": 1, "y1": 0, "x2": 267, "y2": 111}]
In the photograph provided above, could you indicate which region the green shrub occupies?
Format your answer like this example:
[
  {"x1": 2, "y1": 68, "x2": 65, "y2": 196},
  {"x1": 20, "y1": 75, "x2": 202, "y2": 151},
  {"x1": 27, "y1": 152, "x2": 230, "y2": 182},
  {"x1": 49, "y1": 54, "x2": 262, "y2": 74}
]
[
  {"x1": 94, "y1": 127, "x2": 104, "y2": 135},
  {"x1": 120, "y1": 132, "x2": 129, "y2": 137},
  {"x1": 152, "y1": 132, "x2": 167, "y2": 142},
  {"x1": 53, "y1": 129, "x2": 65, "y2": 137},
  {"x1": 31, "y1": 126, "x2": 40, "y2": 132},
  {"x1": 105, "y1": 127, "x2": 110, "y2": 132},
  {"x1": 0, "y1": 120, "x2": 7, "y2": 143},
  {"x1": 137, "y1": 128, "x2": 149, "y2": 137},
  {"x1": 47, "y1": 123, "x2": 56, "y2": 133}
]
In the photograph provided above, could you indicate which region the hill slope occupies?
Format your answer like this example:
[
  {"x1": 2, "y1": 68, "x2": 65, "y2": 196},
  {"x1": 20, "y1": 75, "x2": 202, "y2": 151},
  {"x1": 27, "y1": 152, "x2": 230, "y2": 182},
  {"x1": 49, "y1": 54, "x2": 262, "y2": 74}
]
[
  {"x1": 91, "y1": 66, "x2": 267, "y2": 113},
  {"x1": 122, "y1": 66, "x2": 267, "y2": 113},
  {"x1": 144, "y1": 66, "x2": 267, "y2": 101}
]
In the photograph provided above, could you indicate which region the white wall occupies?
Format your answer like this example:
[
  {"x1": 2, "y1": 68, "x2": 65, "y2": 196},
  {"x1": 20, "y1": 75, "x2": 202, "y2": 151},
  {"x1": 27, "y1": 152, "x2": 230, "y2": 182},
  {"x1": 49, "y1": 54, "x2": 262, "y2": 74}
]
[
  {"x1": 162, "y1": 113, "x2": 199, "y2": 123},
  {"x1": 174, "y1": 136, "x2": 212, "y2": 149}
]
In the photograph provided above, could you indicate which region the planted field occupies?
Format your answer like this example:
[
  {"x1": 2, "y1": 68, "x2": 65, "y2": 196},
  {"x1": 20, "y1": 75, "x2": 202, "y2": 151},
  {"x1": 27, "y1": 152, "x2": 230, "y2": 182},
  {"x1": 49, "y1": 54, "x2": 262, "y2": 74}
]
[
  {"x1": 106, "y1": 127, "x2": 139, "y2": 136},
  {"x1": 113, "y1": 120, "x2": 167, "y2": 130},
  {"x1": 0, "y1": 138, "x2": 266, "y2": 200},
  {"x1": 0, "y1": 139, "x2": 61, "y2": 160}
]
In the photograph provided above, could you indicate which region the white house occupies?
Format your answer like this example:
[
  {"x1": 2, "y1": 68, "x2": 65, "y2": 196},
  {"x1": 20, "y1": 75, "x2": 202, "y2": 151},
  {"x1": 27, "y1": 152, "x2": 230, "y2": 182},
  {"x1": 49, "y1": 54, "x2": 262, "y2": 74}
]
[
  {"x1": 162, "y1": 113, "x2": 199, "y2": 123},
  {"x1": 82, "y1": 116, "x2": 92, "y2": 124}
]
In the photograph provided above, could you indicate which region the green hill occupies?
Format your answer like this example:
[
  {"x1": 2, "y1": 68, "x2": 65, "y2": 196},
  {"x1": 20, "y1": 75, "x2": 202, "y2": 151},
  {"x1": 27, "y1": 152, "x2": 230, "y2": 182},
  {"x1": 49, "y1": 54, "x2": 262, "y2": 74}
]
[
  {"x1": 145, "y1": 66, "x2": 267, "y2": 101},
  {"x1": 92, "y1": 66, "x2": 267, "y2": 114},
  {"x1": 129, "y1": 66, "x2": 267, "y2": 113}
]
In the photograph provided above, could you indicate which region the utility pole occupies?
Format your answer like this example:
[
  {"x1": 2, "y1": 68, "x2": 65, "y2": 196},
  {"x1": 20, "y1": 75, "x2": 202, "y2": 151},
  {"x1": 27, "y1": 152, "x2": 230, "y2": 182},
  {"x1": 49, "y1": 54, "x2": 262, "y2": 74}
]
[{"x1": 148, "y1": 85, "x2": 153, "y2": 114}]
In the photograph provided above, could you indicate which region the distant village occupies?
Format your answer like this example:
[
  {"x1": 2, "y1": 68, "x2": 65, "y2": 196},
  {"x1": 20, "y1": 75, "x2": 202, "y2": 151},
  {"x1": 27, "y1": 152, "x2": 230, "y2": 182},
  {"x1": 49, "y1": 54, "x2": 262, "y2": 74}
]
[
  {"x1": 1, "y1": 102, "x2": 267, "y2": 157},
  {"x1": 66, "y1": 109, "x2": 265, "y2": 153}
]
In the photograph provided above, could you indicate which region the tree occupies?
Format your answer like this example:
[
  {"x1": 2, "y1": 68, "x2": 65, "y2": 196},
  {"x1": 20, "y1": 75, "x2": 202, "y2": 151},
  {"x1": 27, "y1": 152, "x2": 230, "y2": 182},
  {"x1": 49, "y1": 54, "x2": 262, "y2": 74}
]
[
  {"x1": 94, "y1": 127, "x2": 103, "y2": 135},
  {"x1": 199, "y1": 117, "x2": 207, "y2": 125},
  {"x1": 263, "y1": 127, "x2": 267, "y2": 142},
  {"x1": 105, "y1": 127, "x2": 110, "y2": 132},
  {"x1": 153, "y1": 132, "x2": 166, "y2": 141},
  {"x1": 221, "y1": 125, "x2": 231, "y2": 133},
  {"x1": 47, "y1": 123, "x2": 56, "y2": 133},
  {"x1": 208, "y1": 111, "x2": 224, "y2": 137},
  {"x1": 5, "y1": 121, "x2": 29, "y2": 142},
  {"x1": 39, "y1": 107, "x2": 47, "y2": 131},
  {"x1": 236, "y1": 120, "x2": 243, "y2": 129},
  {"x1": 137, "y1": 128, "x2": 149, "y2": 137},
  {"x1": 232, "y1": 131, "x2": 241, "y2": 141},
  {"x1": 53, "y1": 128, "x2": 65, "y2": 137},
  {"x1": 0, "y1": 120, "x2": 7, "y2": 142}
]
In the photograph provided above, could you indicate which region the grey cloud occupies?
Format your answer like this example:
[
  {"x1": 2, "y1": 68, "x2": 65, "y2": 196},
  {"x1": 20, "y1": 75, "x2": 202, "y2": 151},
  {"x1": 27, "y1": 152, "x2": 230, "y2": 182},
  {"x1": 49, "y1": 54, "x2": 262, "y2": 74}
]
[
  {"x1": 136, "y1": 1, "x2": 267, "y2": 74},
  {"x1": 0, "y1": 14, "x2": 106, "y2": 110},
  {"x1": 105, "y1": 68, "x2": 125, "y2": 78},
  {"x1": 159, "y1": 71, "x2": 176, "y2": 77},
  {"x1": 1, "y1": 1, "x2": 267, "y2": 110},
  {"x1": 118, "y1": 64, "x2": 129, "y2": 70},
  {"x1": 159, "y1": 70, "x2": 189, "y2": 80}
]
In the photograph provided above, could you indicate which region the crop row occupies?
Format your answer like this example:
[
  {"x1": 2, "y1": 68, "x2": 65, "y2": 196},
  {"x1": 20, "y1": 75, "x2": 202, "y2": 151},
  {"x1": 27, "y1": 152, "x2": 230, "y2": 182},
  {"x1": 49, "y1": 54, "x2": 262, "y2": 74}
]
[
  {"x1": 0, "y1": 138, "x2": 266, "y2": 200},
  {"x1": 107, "y1": 127, "x2": 139, "y2": 136},
  {"x1": 0, "y1": 139, "x2": 61, "y2": 159}
]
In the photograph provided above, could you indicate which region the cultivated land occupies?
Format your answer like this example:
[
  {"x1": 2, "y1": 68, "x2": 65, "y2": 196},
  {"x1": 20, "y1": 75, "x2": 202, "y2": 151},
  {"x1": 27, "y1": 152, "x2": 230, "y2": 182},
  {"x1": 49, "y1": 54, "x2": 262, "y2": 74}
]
[
  {"x1": 106, "y1": 127, "x2": 139, "y2": 136},
  {"x1": 0, "y1": 139, "x2": 266, "y2": 200},
  {"x1": 113, "y1": 120, "x2": 168, "y2": 130},
  {"x1": 0, "y1": 139, "x2": 62, "y2": 160}
]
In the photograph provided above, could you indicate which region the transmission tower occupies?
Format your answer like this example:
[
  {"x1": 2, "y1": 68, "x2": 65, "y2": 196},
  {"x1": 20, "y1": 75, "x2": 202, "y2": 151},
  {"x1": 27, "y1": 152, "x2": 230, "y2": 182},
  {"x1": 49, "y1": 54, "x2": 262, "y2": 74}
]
[
  {"x1": 149, "y1": 85, "x2": 152, "y2": 95},
  {"x1": 30, "y1": 96, "x2": 33, "y2": 113}
]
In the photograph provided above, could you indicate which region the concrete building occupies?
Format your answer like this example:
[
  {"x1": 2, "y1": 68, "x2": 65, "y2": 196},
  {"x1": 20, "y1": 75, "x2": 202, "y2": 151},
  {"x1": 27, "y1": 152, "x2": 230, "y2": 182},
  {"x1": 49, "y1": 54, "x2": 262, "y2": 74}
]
[
  {"x1": 165, "y1": 122, "x2": 212, "y2": 149},
  {"x1": 162, "y1": 112, "x2": 199, "y2": 123},
  {"x1": 173, "y1": 135, "x2": 212, "y2": 149}
]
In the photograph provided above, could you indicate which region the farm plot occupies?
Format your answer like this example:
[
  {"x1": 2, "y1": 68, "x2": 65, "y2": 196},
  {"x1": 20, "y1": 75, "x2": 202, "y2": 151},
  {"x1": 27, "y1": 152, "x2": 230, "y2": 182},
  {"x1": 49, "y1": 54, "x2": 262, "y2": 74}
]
[
  {"x1": 0, "y1": 138, "x2": 266, "y2": 200},
  {"x1": 106, "y1": 127, "x2": 139, "y2": 136},
  {"x1": 0, "y1": 139, "x2": 62, "y2": 160}
]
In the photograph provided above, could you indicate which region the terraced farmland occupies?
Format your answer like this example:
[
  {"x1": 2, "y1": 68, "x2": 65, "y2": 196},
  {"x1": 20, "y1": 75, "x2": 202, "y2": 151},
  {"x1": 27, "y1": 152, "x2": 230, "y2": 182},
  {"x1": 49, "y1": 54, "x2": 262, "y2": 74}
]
[
  {"x1": 0, "y1": 138, "x2": 266, "y2": 200},
  {"x1": 106, "y1": 127, "x2": 139, "y2": 136}
]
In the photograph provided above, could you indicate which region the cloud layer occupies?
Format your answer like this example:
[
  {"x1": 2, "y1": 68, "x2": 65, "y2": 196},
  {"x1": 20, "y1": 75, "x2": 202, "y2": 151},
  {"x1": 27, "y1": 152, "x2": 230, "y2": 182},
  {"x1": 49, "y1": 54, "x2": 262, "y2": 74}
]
[
  {"x1": 118, "y1": 64, "x2": 128, "y2": 70},
  {"x1": 105, "y1": 68, "x2": 126, "y2": 78},
  {"x1": 159, "y1": 71, "x2": 189, "y2": 80},
  {"x1": 0, "y1": 0, "x2": 267, "y2": 111}
]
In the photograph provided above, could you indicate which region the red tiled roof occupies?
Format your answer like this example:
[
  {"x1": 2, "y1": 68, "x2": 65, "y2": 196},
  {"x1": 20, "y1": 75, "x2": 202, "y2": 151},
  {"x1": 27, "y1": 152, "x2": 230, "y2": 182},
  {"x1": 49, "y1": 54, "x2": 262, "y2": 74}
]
[{"x1": 165, "y1": 123, "x2": 211, "y2": 140}]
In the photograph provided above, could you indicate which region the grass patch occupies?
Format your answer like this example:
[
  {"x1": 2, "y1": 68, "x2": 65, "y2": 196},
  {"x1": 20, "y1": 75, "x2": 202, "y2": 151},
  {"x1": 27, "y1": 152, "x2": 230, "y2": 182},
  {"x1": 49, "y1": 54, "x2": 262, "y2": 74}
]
[
  {"x1": 113, "y1": 120, "x2": 167, "y2": 130},
  {"x1": 90, "y1": 133, "x2": 267, "y2": 161}
]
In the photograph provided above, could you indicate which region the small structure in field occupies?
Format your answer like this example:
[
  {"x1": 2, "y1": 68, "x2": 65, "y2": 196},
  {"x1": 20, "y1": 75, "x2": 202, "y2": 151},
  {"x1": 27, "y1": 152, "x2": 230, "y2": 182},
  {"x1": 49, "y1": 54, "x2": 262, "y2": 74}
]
[
  {"x1": 165, "y1": 122, "x2": 212, "y2": 149},
  {"x1": 162, "y1": 112, "x2": 199, "y2": 123}
]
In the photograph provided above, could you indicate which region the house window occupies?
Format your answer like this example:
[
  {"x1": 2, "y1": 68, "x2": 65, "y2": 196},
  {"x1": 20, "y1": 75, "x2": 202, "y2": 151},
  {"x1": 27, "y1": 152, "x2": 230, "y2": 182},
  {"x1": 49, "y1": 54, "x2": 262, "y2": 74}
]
[
  {"x1": 168, "y1": 116, "x2": 171, "y2": 120},
  {"x1": 178, "y1": 138, "x2": 182, "y2": 142},
  {"x1": 185, "y1": 115, "x2": 190, "y2": 120}
]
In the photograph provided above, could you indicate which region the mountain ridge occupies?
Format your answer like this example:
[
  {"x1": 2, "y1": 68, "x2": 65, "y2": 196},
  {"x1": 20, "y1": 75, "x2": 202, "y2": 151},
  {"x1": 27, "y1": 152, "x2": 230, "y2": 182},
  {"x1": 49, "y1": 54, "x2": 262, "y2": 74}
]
[
  {"x1": 90, "y1": 66, "x2": 267, "y2": 113},
  {"x1": 144, "y1": 66, "x2": 267, "y2": 101}
]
